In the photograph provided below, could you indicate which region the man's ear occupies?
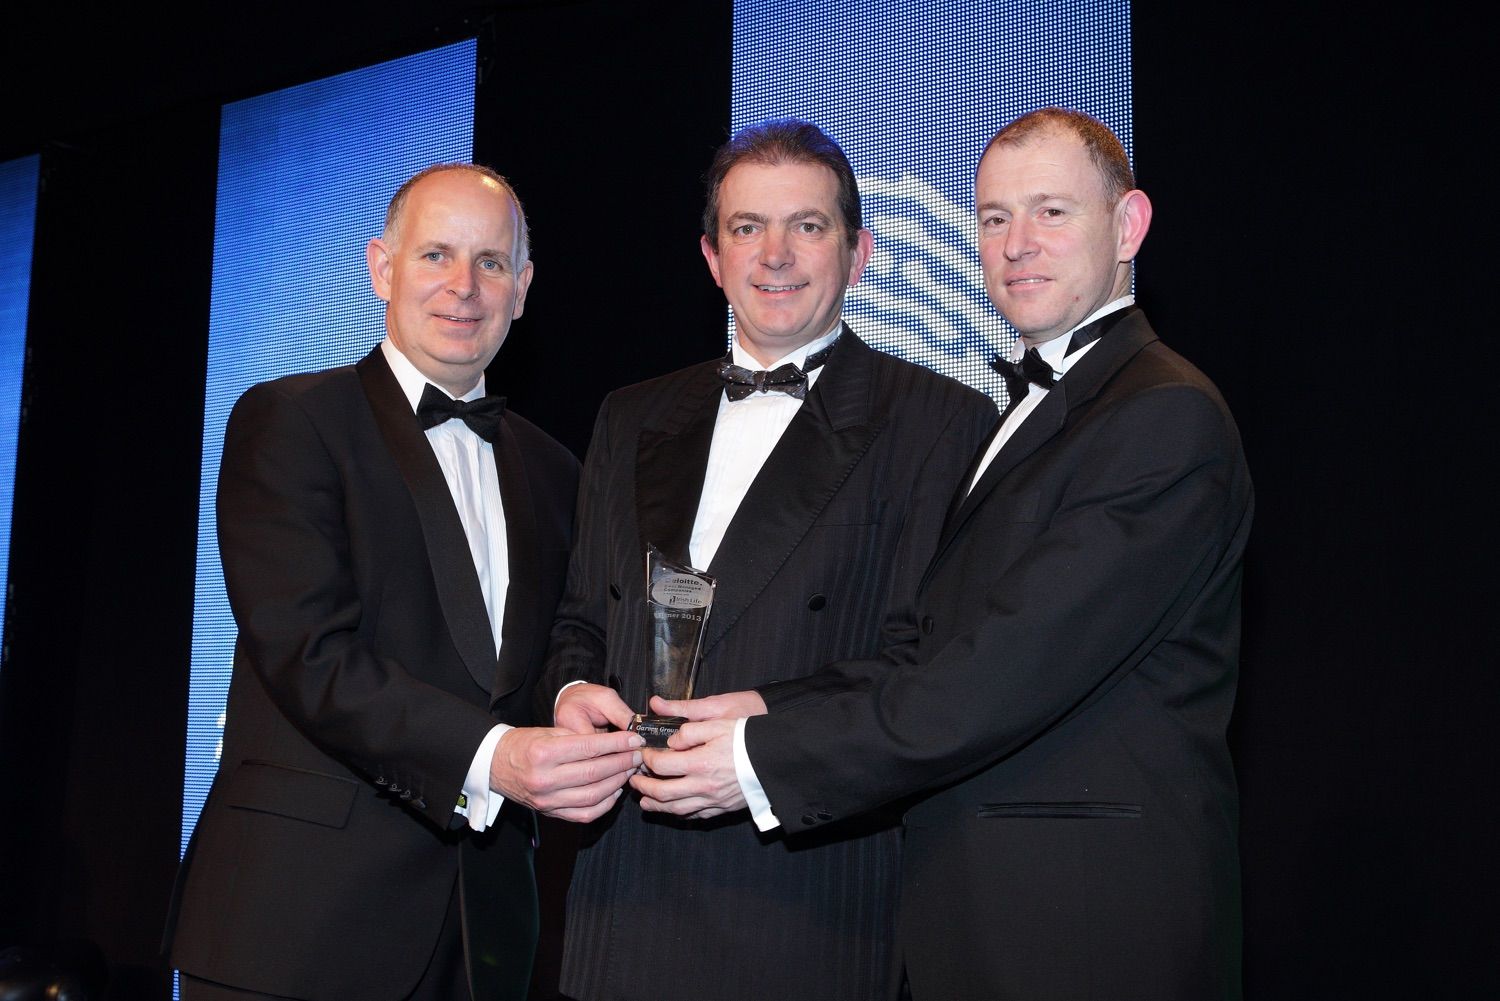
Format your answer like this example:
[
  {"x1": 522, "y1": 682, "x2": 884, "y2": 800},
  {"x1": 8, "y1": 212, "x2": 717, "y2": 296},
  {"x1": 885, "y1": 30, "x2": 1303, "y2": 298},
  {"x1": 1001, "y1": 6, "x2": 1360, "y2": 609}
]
[
  {"x1": 366, "y1": 237, "x2": 393, "y2": 301},
  {"x1": 846, "y1": 228, "x2": 875, "y2": 287},
  {"x1": 511, "y1": 260, "x2": 535, "y2": 319},
  {"x1": 1115, "y1": 189, "x2": 1152, "y2": 262},
  {"x1": 700, "y1": 233, "x2": 725, "y2": 288}
]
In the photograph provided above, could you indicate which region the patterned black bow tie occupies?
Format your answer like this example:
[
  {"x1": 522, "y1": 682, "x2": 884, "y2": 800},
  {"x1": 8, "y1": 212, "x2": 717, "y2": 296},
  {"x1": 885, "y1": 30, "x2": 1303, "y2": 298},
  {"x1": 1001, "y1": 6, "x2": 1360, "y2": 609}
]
[
  {"x1": 416, "y1": 383, "x2": 506, "y2": 442},
  {"x1": 989, "y1": 346, "x2": 1057, "y2": 404},
  {"x1": 718, "y1": 338, "x2": 838, "y2": 402}
]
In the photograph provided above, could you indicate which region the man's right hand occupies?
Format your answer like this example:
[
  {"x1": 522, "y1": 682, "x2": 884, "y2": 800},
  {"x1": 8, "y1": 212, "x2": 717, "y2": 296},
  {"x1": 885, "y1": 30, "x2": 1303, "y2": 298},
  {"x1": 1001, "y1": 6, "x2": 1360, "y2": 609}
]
[{"x1": 489, "y1": 727, "x2": 642, "y2": 822}]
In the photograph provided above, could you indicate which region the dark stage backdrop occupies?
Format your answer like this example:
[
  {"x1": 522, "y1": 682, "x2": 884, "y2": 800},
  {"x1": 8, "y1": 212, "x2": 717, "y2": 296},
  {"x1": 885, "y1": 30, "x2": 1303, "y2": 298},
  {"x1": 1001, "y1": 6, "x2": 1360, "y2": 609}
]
[{"x1": 0, "y1": 3, "x2": 1488, "y2": 1000}]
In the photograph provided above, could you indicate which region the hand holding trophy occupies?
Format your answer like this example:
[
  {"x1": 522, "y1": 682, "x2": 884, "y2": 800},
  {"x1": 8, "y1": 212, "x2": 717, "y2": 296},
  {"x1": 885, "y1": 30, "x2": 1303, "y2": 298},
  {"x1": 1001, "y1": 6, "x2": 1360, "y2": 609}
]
[{"x1": 629, "y1": 545, "x2": 716, "y2": 747}]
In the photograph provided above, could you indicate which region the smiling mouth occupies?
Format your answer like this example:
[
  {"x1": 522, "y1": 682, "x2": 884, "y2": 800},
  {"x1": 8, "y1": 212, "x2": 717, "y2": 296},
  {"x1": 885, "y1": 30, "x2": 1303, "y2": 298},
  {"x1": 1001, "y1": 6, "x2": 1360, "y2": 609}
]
[
  {"x1": 437, "y1": 314, "x2": 481, "y2": 322},
  {"x1": 1006, "y1": 277, "x2": 1048, "y2": 287},
  {"x1": 755, "y1": 283, "x2": 807, "y2": 293}
]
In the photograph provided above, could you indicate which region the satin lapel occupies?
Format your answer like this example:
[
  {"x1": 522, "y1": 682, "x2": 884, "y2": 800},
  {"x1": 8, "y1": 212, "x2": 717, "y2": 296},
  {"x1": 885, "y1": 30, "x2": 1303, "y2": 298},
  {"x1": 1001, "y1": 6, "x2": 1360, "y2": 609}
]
[
  {"x1": 931, "y1": 314, "x2": 1161, "y2": 569},
  {"x1": 356, "y1": 349, "x2": 497, "y2": 695},
  {"x1": 634, "y1": 362, "x2": 721, "y2": 565},
  {"x1": 490, "y1": 416, "x2": 540, "y2": 703},
  {"x1": 702, "y1": 328, "x2": 881, "y2": 653}
]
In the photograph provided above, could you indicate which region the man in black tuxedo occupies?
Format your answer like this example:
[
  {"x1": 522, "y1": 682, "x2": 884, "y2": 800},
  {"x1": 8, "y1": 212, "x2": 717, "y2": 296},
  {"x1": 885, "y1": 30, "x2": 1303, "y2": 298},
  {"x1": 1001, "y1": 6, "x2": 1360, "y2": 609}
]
[
  {"x1": 167, "y1": 165, "x2": 644, "y2": 1001},
  {"x1": 540, "y1": 120, "x2": 995, "y2": 1001},
  {"x1": 637, "y1": 108, "x2": 1253, "y2": 1001}
]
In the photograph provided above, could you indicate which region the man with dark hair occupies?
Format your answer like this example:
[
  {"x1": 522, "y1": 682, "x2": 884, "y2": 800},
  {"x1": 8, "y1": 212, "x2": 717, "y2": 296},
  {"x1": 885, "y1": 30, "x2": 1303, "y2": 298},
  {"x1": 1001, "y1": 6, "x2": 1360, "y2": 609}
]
[
  {"x1": 541, "y1": 118, "x2": 995, "y2": 1000},
  {"x1": 167, "y1": 164, "x2": 644, "y2": 1001},
  {"x1": 638, "y1": 107, "x2": 1253, "y2": 1000}
]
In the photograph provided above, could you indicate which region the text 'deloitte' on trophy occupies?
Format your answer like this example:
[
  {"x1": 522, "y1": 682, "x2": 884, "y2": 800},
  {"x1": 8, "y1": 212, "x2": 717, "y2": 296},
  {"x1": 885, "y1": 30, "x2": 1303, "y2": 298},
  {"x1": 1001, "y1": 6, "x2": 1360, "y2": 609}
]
[{"x1": 628, "y1": 545, "x2": 716, "y2": 747}]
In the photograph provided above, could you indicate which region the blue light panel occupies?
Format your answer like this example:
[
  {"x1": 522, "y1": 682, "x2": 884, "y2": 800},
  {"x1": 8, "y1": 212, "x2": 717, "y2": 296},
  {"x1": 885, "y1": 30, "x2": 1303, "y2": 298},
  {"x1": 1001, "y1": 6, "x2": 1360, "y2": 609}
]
[
  {"x1": 733, "y1": 0, "x2": 1132, "y2": 405},
  {"x1": 0, "y1": 155, "x2": 40, "y2": 658},
  {"x1": 184, "y1": 40, "x2": 477, "y2": 854}
]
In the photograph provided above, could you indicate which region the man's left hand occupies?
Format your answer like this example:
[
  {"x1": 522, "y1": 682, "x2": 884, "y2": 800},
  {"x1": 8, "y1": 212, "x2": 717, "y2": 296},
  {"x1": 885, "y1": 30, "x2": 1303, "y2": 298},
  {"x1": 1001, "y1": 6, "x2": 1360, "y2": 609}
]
[{"x1": 632, "y1": 717, "x2": 745, "y2": 818}]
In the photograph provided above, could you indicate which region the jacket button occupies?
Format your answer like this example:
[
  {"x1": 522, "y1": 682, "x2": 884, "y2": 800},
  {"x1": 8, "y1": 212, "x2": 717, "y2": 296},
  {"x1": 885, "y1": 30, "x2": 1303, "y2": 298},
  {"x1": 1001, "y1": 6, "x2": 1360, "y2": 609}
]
[
  {"x1": 800, "y1": 814, "x2": 816, "y2": 825},
  {"x1": 807, "y1": 593, "x2": 826, "y2": 611},
  {"x1": 609, "y1": 583, "x2": 622, "y2": 600},
  {"x1": 921, "y1": 616, "x2": 934, "y2": 634},
  {"x1": 816, "y1": 810, "x2": 832, "y2": 821}
]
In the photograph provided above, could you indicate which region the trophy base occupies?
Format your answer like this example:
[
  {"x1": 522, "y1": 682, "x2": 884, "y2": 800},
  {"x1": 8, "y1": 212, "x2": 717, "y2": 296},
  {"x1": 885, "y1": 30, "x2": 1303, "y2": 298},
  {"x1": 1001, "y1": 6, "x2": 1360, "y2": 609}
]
[{"x1": 628, "y1": 713, "x2": 687, "y2": 747}]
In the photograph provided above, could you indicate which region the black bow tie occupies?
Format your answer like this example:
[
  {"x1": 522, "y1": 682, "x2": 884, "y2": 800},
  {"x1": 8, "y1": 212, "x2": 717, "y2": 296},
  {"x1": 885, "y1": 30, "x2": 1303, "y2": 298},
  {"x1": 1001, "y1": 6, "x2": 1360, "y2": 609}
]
[
  {"x1": 416, "y1": 383, "x2": 506, "y2": 442},
  {"x1": 989, "y1": 346, "x2": 1057, "y2": 404},
  {"x1": 988, "y1": 306, "x2": 1139, "y2": 404},
  {"x1": 718, "y1": 339, "x2": 838, "y2": 402}
]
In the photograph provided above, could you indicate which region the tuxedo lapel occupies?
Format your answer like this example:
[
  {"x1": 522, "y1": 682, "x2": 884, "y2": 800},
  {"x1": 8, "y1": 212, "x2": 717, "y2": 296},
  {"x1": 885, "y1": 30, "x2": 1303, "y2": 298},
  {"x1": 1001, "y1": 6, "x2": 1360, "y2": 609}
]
[
  {"x1": 491, "y1": 416, "x2": 540, "y2": 703},
  {"x1": 356, "y1": 349, "x2": 497, "y2": 695},
  {"x1": 702, "y1": 329, "x2": 882, "y2": 653},
  {"x1": 932, "y1": 314, "x2": 1161, "y2": 567},
  {"x1": 952, "y1": 379, "x2": 1069, "y2": 524},
  {"x1": 634, "y1": 363, "x2": 721, "y2": 565},
  {"x1": 942, "y1": 410, "x2": 1009, "y2": 530}
]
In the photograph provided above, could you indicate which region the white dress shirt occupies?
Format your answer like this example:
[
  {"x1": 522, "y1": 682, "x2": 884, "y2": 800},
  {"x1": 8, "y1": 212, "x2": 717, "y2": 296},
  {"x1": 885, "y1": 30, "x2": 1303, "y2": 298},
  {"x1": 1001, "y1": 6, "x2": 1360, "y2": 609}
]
[
  {"x1": 688, "y1": 325, "x2": 840, "y2": 570},
  {"x1": 379, "y1": 338, "x2": 509, "y2": 832},
  {"x1": 735, "y1": 296, "x2": 1135, "y2": 832}
]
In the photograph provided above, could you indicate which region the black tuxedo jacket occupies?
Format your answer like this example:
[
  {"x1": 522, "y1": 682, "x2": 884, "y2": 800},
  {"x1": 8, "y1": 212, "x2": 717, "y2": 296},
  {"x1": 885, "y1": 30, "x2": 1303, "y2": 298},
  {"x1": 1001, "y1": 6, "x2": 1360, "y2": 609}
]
[
  {"x1": 541, "y1": 328, "x2": 996, "y2": 1001},
  {"x1": 168, "y1": 346, "x2": 578, "y2": 1001},
  {"x1": 750, "y1": 310, "x2": 1253, "y2": 1001}
]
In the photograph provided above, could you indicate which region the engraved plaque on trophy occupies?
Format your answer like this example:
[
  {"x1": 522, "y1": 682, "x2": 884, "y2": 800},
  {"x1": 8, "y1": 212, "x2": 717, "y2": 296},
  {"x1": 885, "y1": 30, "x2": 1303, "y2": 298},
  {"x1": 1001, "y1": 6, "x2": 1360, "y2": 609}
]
[{"x1": 628, "y1": 545, "x2": 717, "y2": 747}]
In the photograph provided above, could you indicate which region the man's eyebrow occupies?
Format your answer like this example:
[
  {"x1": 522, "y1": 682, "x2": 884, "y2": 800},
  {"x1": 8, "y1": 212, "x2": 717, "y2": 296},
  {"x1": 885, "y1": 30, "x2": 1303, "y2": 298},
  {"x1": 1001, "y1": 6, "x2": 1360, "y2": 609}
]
[
  {"x1": 976, "y1": 192, "x2": 1077, "y2": 213},
  {"x1": 724, "y1": 211, "x2": 769, "y2": 226}
]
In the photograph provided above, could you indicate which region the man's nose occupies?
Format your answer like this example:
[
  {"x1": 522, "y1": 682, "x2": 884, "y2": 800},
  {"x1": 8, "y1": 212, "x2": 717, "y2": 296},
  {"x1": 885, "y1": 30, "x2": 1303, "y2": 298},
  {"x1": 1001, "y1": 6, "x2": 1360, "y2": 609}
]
[
  {"x1": 1005, "y1": 218, "x2": 1036, "y2": 261},
  {"x1": 759, "y1": 228, "x2": 792, "y2": 268},
  {"x1": 447, "y1": 263, "x2": 479, "y2": 299}
]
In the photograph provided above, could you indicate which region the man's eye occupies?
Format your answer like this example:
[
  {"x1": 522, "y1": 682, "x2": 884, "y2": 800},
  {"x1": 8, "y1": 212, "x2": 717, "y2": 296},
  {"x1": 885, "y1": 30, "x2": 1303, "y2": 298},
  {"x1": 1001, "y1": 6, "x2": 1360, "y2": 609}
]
[
  {"x1": 424, "y1": 251, "x2": 444, "y2": 262},
  {"x1": 479, "y1": 259, "x2": 501, "y2": 272},
  {"x1": 732, "y1": 224, "x2": 757, "y2": 237},
  {"x1": 798, "y1": 222, "x2": 822, "y2": 234},
  {"x1": 1043, "y1": 207, "x2": 1066, "y2": 218},
  {"x1": 981, "y1": 215, "x2": 1008, "y2": 228}
]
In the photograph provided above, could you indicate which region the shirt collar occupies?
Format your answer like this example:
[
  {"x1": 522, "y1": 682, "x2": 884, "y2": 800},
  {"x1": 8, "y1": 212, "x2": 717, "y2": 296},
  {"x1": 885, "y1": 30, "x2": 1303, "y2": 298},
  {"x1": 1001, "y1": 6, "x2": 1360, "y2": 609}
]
[
  {"x1": 380, "y1": 337, "x2": 488, "y2": 413},
  {"x1": 731, "y1": 323, "x2": 843, "y2": 372},
  {"x1": 1018, "y1": 295, "x2": 1135, "y2": 376}
]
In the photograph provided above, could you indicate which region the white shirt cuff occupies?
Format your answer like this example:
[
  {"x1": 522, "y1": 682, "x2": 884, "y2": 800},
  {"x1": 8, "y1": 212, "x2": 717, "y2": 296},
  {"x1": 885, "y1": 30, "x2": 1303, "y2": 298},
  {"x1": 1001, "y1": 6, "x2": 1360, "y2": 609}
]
[
  {"x1": 457, "y1": 723, "x2": 512, "y2": 831},
  {"x1": 734, "y1": 716, "x2": 781, "y2": 832},
  {"x1": 554, "y1": 678, "x2": 587, "y2": 715}
]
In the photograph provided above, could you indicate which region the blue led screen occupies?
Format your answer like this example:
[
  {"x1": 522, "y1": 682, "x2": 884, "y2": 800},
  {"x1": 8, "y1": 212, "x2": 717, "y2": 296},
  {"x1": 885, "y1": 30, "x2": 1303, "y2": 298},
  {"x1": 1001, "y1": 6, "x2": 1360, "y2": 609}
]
[
  {"x1": 0, "y1": 155, "x2": 40, "y2": 657},
  {"x1": 733, "y1": 0, "x2": 1132, "y2": 405},
  {"x1": 183, "y1": 40, "x2": 477, "y2": 854}
]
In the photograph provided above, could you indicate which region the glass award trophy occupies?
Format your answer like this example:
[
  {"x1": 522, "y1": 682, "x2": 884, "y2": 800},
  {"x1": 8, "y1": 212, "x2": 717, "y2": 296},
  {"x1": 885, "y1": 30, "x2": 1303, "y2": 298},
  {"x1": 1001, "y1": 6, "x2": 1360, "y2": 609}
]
[{"x1": 628, "y1": 545, "x2": 717, "y2": 747}]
